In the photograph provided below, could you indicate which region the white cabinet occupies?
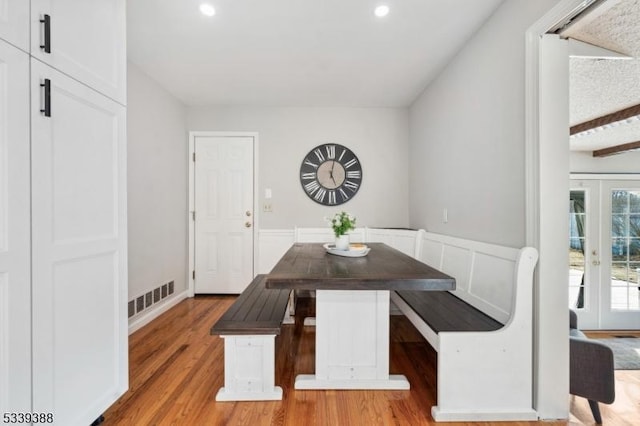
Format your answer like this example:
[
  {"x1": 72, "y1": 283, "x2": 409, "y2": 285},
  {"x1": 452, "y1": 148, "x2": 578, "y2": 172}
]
[
  {"x1": 31, "y1": 0, "x2": 126, "y2": 104},
  {"x1": 0, "y1": 38, "x2": 31, "y2": 416},
  {"x1": 2, "y1": 2, "x2": 128, "y2": 424},
  {"x1": 0, "y1": 0, "x2": 29, "y2": 51},
  {"x1": 30, "y1": 59, "x2": 128, "y2": 426}
]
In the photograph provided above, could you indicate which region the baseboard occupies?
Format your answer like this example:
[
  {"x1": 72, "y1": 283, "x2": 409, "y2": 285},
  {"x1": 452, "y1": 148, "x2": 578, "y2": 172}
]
[
  {"x1": 431, "y1": 407, "x2": 538, "y2": 422},
  {"x1": 128, "y1": 290, "x2": 189, "y2": 334}
]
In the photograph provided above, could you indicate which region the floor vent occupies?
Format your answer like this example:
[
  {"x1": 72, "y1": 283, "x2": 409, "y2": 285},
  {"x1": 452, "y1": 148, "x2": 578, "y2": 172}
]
[{"x1": 128, "y1": 280, "x2": 175, "y2": 318}]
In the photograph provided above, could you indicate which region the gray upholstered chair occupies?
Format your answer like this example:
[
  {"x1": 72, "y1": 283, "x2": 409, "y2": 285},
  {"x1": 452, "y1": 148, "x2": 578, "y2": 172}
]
[{"x1": 569, "y1": 310, "x2": 615, "y2": 424}]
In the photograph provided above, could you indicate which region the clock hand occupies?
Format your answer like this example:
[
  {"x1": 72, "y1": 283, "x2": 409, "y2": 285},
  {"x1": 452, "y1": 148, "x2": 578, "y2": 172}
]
[{"x1": 330, "y1": 161, "x2": 337, "y2": 185}]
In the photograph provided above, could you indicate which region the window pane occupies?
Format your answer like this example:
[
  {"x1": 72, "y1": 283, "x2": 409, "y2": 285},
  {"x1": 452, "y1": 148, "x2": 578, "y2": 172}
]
[
  {"x1": 612, "y1": 214, "x2": 627, "y2": 238},
  {"x1": 630, "y1": 191, "x2": 640, "y2": 213},
  {"x1": 630, "y1": 262, "x2": 640, "y2": 287},
  {"x1": 612, "y1": 191, "x2": 629, "y2": 214},
  {"x1": 630, "y1": 239, "x2": 640, "y2": 261},
  {"x1": 612, "y1": 238, "x2": 628, "y2": 261},
  {"x1": 630, "y1": 215, "x2": 640, "y2": 238}
]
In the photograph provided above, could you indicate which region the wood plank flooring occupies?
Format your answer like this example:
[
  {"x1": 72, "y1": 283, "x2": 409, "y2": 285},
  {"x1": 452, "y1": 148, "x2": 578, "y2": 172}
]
[{"x1": 103, "y1": 296, "x2": 640, "y2": 425}]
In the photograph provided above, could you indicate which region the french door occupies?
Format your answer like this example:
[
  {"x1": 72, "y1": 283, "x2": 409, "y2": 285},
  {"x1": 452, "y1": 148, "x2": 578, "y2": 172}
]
[{"x1": 570, "y1": 178, "x2": 640, "y2": 330}]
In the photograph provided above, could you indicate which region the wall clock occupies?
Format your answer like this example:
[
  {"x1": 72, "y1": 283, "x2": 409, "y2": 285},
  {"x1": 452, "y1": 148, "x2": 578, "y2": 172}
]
[{"x1": 300, "y1": 143, "x2": 363, "y2": 206}]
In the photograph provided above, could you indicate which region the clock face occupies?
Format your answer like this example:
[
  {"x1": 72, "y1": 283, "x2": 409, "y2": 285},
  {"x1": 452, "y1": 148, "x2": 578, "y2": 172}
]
[{"x1": 300, "y1": 143, "x2": 362, "y2": 206}]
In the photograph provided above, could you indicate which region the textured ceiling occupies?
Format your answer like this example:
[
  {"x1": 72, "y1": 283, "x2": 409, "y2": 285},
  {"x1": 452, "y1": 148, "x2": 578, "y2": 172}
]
[
  {"x1": 565, "y1": 0, "x2": 640, "y2": 152},
  {"x1": 127, "y1": 0, "x2": 504, "y2": 108}
]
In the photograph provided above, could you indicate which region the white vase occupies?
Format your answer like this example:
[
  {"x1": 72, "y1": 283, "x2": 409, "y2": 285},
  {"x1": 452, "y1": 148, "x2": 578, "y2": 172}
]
[{"x1": 335, "y1": 234, "x2": 350, "y2": 251}]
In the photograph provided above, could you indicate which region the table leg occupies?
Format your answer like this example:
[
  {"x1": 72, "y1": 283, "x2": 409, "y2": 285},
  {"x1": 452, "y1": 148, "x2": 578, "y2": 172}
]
[{"x1": 294, "y1": 289, "x2": 409, "y2": 390}]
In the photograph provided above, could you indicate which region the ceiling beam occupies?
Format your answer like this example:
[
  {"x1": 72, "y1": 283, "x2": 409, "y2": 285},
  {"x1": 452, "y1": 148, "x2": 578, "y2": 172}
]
[
  {"x1": 593, "y1": 140, "x2": 640, "y2": 157},
  {"x1": 570, "y1": 103, "x2": 640, "y2": 135}
]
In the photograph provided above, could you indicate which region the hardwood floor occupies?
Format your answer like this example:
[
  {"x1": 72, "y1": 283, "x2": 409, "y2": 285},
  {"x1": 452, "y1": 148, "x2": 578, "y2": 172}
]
[{"x1": 103, "y1": 296, "x2": 639, "y2": 425}]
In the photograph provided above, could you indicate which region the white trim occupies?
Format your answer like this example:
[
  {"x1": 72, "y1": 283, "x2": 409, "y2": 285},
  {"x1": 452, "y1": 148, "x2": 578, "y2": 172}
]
[
  {"x1": 525, "y1": 0, "x2": 589, "y2": 420},
  {"x1": 128, "y1": 290, "x2": 189, "y2": 335},
  {"x1": 568, "y1": 38, "x2": 631, "y2": 59},
  {"x1": 187, "y1": 131, "x2": 260, "y2": 296},
  {"x1": 571, "y1": 173, "x2": 640, "y2": 180}
]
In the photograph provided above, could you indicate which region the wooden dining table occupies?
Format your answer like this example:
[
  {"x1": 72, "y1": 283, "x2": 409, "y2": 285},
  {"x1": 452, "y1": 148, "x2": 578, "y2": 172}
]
[{"x1": 265, "y1": 242, "x2": 455, "y2": 390}]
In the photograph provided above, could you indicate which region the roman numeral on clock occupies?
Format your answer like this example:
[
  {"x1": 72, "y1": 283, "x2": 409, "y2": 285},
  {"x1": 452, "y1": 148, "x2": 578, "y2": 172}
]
[
  {"x1": 344, "y1": 180, "x2": 359, "y2": 192},
  {"x1": 304, "y1": 180, "x2": 320, "y2": 194},
  {"x1": 328, "y1": 191, "x2": 337, "y2": 205},
  {"x1": 301, "y1": 172, "x2": 316, "y2": 180},
  {"x1": 314, "y1": 188, "x2": 327, "y2": 203},
  {"x1": 344, "y1": 158, "x2": 358, "y2": 169}
]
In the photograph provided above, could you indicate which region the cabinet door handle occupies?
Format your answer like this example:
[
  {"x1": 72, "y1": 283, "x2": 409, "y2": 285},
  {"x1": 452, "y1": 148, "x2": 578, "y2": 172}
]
[
  {"x1": 40, "y1": 14, "x2": 51, "y2": 53},
  {"x1": 40, "y1": 79, "x2": 51, "y2": 117}
]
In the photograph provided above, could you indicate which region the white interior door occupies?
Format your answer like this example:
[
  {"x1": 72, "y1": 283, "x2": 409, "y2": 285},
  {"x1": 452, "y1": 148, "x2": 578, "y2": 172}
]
[
  {"x1": 194, "y1": 136, "x2": 254, "y2": 294},
  {"x1": 0, "y1": 39, "x2": 31, "y2": 414},
  {"x1": 30, "y1": 59, "x2": 128, "y2": 425}
]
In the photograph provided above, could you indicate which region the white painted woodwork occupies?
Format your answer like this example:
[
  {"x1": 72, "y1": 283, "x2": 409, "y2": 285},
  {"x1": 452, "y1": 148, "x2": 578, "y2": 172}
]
[
  {"x1": 0, "y1": 39, "x2": 30, "y2": 414},
  {"x1": 534, "y1": 32, "x2": 571, "y2": 420},
  {"x1": 257, "y1": 229, "x2": 295, "y2": 274},
  {"x1": 296, "y1": 289, "x2": 409, "y2": 390},
  {"x1": 365, "y1": 227, "x2": 421, "y2": 257},
  {"x1": 30, "y1": 59, "x2": 128, "y2": 426},
  {"x1": 194, "y1": 136, "x2": 254, "y2": 294},
  {"x1": 215, "y1": 335, "x2": 282, "y2": 401},
  {"x1": 391, "y1": 231, "x2": 539, "y2": 421},
  {"x1": 0, "y1": 0, "x2": 29, "y2": 51},
  {"x1": 30, "y1": 0, "x2": 126, "y2": 104}
]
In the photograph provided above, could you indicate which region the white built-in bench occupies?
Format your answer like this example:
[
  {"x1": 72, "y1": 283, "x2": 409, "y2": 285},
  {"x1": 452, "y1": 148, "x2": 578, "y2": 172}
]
[{"x1": 390, "y1": 231, "x2": 539, "y2": 421}]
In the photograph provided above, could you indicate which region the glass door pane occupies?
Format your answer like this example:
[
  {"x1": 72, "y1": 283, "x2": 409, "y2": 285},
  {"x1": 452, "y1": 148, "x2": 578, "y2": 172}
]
[
  {"x1": 569, "y1": 180, "x2": 599, "y2": 329},
  {"x1": 610, "y1": 190, "x2": 640, "y2": 311},
  {"x1": 569, "y1": 190, "x2": 587, "y2": 309}
]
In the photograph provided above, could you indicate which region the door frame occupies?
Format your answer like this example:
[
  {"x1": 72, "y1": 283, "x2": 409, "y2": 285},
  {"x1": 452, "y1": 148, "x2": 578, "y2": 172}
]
[
  {"x1": 187, "y1": 131, "x2": 259, "y2": 297},
  {"x1": 525, "y1": 0, "x2": 597, "y2": 419}
]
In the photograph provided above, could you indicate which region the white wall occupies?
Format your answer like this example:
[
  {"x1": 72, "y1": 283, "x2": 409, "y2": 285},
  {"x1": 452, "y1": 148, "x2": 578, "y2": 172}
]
[
  {"x1": 127, "y1": 62, "x2": 188, "y2": 303},
  {"x1": 187, "y1": 107, "x2": 410, "y2": 229},
  {"x1": 571, "y1": 150, "x2": 640, "y2": 173},
  {"x1": 408, "y1": 0, "x2": 557, "y2": 248}
]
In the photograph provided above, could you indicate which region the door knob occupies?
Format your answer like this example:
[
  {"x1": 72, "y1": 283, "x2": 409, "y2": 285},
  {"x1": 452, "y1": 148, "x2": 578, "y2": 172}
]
[
  {"x1": 592, "y1": 260, "x2": 601, "y2": 266},
  {"x1": 246, "y1": 211, "x2": 252, "y2": 217},
  {"x1": 245, "y1": 222, "x2": 252, "y2": 228}
]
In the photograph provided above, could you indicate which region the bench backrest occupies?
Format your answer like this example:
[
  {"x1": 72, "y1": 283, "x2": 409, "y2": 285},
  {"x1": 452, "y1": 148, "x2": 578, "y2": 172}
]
[
  {"x1": 418, "y1": 231, "x2": 522, "y2": 324},
  {"x1": 294, "y1": 227, "x2": 365, "y2": 243},
  {"x1": 363, "y1": 228, "x2": 420, "y2": 257}
]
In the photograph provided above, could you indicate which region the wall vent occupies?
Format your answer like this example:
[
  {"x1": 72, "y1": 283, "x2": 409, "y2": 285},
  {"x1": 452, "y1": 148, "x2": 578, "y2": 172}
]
[{"x1": 128, "y1": 280, "x2": 176, "y2": 318}]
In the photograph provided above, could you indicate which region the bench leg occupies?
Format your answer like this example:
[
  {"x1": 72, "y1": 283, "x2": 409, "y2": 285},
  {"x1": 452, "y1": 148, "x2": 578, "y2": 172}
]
[
  {"x1": 282, "y1": 292, "x2": 296, "y2": 325},
  {"x1": 215, "y1": 335, "x2": 283, "y2": 401}
]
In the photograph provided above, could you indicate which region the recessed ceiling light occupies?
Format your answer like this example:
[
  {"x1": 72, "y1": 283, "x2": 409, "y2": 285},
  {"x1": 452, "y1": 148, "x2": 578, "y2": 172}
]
[
  {"x1": 200, "y1": 3, "x2": 216, "y2": 17},
  {"x1": 374, "y1": 5, "x2": 390, "y2": 17}
]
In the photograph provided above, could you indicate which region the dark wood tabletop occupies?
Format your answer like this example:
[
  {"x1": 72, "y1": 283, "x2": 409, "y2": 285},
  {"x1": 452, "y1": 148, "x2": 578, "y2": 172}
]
[{"x1": 265, "y1": 243, "x2": 456, "y2": 291}]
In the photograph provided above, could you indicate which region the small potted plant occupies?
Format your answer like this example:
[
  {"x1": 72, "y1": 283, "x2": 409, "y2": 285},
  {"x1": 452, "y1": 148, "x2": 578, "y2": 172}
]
[{"x1": 329, "y1": 211, "x2": 356, "y2": 250}]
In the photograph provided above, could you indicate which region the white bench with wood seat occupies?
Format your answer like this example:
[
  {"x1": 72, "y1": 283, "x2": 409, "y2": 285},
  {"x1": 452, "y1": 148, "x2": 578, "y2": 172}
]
[
  {"x1": 389, "y1": 231, "x2": 539, "y2": 421},
  {"x1": 210, "y1": 274, "x2": 291, "y2": 401}
]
